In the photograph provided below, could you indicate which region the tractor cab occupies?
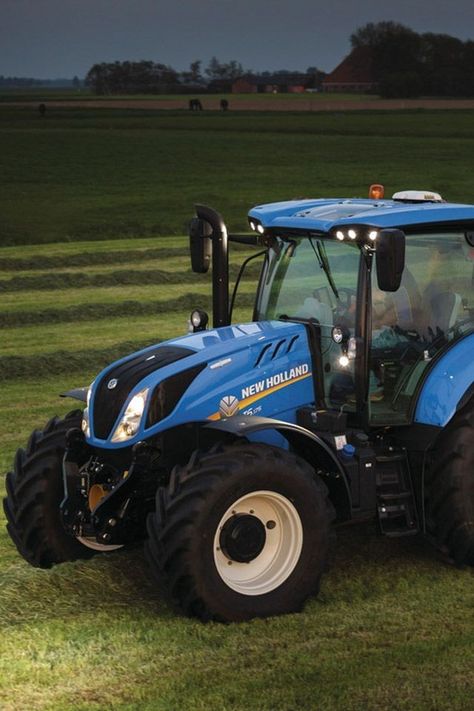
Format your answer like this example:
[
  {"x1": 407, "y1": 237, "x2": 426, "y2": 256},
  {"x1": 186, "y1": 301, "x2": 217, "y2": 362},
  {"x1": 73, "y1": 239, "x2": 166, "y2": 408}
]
[
  {"x1": 248, "y1": 193, "x2": 474, "y2": 429},
  {"x1": 190, "y1": 189, "x2": 474, "y2": 432}
]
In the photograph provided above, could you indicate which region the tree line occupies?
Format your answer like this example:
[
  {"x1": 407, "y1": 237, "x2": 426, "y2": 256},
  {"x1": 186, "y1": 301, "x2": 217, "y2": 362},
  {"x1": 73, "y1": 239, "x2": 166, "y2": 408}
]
[
  {"x1": 84, "y1": 58, "x2": 323, "y2": 95},
  {"x1": 84, "y1": 58, "x2": 250, "y2": 95},
  {"x1": 352, "y1": 21, "x2": 474, "y2": 97}
]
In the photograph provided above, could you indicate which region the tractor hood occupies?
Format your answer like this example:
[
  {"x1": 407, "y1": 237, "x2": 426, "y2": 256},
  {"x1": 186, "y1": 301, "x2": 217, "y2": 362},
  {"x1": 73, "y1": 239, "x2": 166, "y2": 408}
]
[{"x1": 86, "y1": 320, "x2": 314, "y2": 448}]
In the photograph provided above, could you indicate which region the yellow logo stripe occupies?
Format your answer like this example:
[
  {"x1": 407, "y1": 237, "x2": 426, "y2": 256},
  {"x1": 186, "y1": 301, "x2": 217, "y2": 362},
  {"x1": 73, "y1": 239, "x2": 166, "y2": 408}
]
[{"x1": 208, "y1": 371, "x2": 312, "y2": 420}]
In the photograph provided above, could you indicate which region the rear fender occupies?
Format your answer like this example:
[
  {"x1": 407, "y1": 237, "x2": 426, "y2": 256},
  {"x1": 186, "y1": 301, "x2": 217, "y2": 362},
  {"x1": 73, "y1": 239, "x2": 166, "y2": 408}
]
[
  {"x1": 205, "y1": 415, "x2": 351, "y2": 521},
  {"x1": 414, "y1": 333, "x2": 474, "y2": 427}
]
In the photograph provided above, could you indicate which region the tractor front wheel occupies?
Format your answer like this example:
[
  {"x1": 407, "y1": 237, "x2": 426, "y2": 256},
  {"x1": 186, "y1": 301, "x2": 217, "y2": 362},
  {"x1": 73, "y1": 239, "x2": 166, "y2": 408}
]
[
  {"x1": 146, "y1": 442, "x2": 335, "y2": 621},
  {"x1": 3, "y1": 410, "x2": 118, "y2": 568}
]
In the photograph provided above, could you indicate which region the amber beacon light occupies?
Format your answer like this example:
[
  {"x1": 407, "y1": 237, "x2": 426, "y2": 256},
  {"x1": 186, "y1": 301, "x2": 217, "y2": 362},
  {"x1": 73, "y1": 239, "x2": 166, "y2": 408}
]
[{"x1": 369, "y1": 183, "x2": 384, "y2": 200}]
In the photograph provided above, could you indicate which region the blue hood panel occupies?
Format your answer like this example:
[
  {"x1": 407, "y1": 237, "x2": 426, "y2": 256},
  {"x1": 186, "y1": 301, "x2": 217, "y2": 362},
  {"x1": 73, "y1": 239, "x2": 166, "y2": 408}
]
[{"x1": 88, "y1": 321, "x2": 315, "y2": 448}]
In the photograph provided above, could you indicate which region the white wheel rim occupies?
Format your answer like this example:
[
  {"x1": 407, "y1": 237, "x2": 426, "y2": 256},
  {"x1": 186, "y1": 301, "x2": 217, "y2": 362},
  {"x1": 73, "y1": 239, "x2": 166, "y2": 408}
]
[
  {"x1": 76, "y1": 535, "x2": 123, "y2": 552},
  {"x1": 213, "y1": 490, "x2": 303, "y2": 596}
]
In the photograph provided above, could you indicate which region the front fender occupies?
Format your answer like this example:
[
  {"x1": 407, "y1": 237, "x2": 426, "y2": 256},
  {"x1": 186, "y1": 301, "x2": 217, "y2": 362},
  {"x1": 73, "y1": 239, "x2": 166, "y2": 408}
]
[{"x1": 205, "y1": 415, "x2": 351, "y2": 521}]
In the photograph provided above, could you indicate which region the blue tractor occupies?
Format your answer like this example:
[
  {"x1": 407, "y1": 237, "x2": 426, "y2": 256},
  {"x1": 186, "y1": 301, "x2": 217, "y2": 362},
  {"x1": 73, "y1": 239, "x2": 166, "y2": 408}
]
[{"x1": 4, "y1": 188, "x2": 474, "y2": 622}]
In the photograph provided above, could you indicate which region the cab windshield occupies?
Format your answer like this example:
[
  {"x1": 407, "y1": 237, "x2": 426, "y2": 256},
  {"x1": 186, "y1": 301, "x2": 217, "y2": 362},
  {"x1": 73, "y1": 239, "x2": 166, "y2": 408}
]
[
  {"x1": 256, "y1": 236, "x2": 360, "y2": 323},
  {"x1": 256, "y1": 235, "x2": 361, "y2": 412}
]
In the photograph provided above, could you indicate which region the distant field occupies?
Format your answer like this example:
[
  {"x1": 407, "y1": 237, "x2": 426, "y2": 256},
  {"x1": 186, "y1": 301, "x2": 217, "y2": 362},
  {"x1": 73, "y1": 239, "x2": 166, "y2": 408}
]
[
  {"x1": 2, "y1": 105, "x2": 474, "y2": 245},
  {"x1": 0, "y1": 88, "x2": 378, "y2": 103},
  {"x1": 1, "y1": 105, "x2": 474, "y2": 710}
]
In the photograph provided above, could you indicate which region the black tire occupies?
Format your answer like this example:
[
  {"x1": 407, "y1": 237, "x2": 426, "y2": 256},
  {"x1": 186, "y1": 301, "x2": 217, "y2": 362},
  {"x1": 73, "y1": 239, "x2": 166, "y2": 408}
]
[
  {"x1": 426, "y1": 398, "x2": 474, "y2": 565},
  {"x1": 3, "y1": 410, "x2": 96, "y2": 568},
  {"x1": 146, "y1": 442, "x2": 335, "y2": 622}
]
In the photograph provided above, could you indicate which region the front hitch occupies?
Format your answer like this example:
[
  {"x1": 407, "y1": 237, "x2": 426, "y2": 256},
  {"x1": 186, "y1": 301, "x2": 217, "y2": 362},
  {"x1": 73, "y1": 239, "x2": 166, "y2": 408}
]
[
  {"x1": 91, "y1": 441, "x2": 157, "y2": 544},
  {"x1": 61, "y1": 432, "x2": 157, "y2": 545}
]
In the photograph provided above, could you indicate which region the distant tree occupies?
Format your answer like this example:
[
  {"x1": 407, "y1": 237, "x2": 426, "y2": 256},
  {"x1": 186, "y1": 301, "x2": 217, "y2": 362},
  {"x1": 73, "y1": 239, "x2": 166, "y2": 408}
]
[
  {"x1": 189, "y1": 60, "x2": 202, "y2": 82},
  {"x1": 350, "y1": 21, "x2": 423, "y2": 96},
  {"x1": 306, "y1": 66, "x2": 326, "y2": 89},
  {"x1": 72, "y1": 75, "x2": 81, "y2": 89},
  {"x1": 205, "y1": 57, "x2": 244, "y2": 81},
  {"x1": 462, "y1": 41, "x2": 474, "y2": 95},
  {"x1": 379, "y1": 71, "x2": 423, "y2": 98},
  {"x1": 85, "y1": 60, "x2": 179, "y2": 94},
  {"x1": 85, "y1": 63, "x2": 109, "y2": 94},
  {"x1": 351, "y1": 20, "x2": 422, "y2": 79},
  {"x1": 419, "y1": 33, "x2": 465, "y2": 96}
]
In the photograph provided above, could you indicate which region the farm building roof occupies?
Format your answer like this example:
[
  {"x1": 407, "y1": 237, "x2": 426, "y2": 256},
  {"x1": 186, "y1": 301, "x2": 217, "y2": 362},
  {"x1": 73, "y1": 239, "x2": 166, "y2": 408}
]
[{"x1": 322, "y1": 46, "x2": 376, "y2": 89}]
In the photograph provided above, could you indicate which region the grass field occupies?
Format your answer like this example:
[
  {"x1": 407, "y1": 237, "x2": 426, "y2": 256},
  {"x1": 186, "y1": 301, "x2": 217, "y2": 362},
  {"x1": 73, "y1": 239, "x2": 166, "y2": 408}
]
[
  {"x1": 3, "y1": 106, "x2": 474, "y2": 245},
  {"x1": 1, "y1": 105, "x2": 474, "y2": 710},
  {"x1": 0, "y1": 88, "x2": 379, "y2": 103}
]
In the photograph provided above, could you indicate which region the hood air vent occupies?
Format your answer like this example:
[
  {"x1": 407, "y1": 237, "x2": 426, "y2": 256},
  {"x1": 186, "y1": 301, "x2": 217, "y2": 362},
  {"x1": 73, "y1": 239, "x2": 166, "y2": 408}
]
[{"x1": 254, "y1": 335, "x2": 299, "y2": 367}]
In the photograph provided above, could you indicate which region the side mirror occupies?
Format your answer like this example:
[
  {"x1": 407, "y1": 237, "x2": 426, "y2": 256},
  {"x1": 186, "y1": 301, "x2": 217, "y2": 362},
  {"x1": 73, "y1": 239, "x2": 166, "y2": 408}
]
[
  {"x1": 189, "y1": 217, "x2": 212, "y2": 273},
  {"x1": 376, "y1": 229, "x2": 405, "y2": 292}
]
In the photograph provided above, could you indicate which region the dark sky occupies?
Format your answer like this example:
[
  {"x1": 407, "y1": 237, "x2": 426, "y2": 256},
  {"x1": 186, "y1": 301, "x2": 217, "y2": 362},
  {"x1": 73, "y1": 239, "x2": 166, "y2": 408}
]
[{"x1": 2, "y1": 0, "x2": 474, "y2": 78}]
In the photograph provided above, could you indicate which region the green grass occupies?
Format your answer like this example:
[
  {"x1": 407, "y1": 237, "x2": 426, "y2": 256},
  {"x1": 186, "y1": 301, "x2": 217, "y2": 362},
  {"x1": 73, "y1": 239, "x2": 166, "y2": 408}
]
[
  {"x1": 3, "y1": 106, "x2": 474, "y2": 245},
  {"x1": 1, "y1": 109, "x2": 474, "y2": 709}
]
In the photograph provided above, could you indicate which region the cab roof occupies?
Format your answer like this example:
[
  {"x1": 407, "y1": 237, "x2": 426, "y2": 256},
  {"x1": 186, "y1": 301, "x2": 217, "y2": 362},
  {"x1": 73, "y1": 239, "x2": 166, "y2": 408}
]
[{"x1": 248, "y1": 198, "x2": 474, "y2": 233}]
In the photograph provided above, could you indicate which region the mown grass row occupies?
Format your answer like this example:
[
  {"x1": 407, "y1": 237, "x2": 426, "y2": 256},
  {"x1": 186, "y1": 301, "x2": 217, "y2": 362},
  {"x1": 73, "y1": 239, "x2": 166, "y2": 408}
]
[
  {"x1": 0, "y1": 262, "x2": 261, "y2": 292},
  {"x1": 0, "y1": 242, "x2": 251, "y2": 272},
  {"x1": 0, "y1": 237, "x2": 255, "y2": 380},
  {"x1": 0, "y1": 339, "x2": 157, "y2": 381},
  {"x1": 0, "y1": 292, "x2": 255, "y2": 328},
  {"x1": 0, "y1": 245, "x2": 190, "y2": 271}
]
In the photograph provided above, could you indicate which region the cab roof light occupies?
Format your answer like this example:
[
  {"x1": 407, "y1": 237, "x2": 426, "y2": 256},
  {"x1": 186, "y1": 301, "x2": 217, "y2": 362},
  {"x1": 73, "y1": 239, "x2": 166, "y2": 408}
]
[
  {"x1": 392, "y1": 190, "x2": 443, "y2": 202},
  {"x1": 369, "y1": 184, "x2": 384, "y2": 200}
]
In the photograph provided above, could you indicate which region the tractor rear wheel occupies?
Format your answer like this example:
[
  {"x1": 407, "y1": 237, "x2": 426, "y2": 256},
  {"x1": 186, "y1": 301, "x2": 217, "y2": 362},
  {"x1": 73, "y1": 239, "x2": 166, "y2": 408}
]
[
  {"x1": 426, "y1": 398, "x2": 474, "y2": 565},
  {"x1": 3, "y1": 410, "x2": 108, "y2": 568},
  {"x1": 146, "y1": 442, "x2": 335, "y2": 622}
]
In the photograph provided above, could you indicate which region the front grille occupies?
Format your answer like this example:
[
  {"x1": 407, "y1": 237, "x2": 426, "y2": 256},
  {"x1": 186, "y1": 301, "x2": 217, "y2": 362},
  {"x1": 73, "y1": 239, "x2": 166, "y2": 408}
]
[{"x1": 92, "y1": 345, "x2": 194, "y2": 439}]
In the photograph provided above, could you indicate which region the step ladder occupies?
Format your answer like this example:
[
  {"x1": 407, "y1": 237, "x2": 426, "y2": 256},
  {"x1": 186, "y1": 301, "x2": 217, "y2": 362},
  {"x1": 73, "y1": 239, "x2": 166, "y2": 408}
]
[{"x1": 376, "y1": 451, "x2": 419, "y2": 537}]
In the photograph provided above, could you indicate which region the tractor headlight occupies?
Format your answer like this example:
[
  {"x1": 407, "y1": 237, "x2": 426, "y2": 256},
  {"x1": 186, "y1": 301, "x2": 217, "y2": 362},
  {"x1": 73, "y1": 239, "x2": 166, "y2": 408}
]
[
  {"x1": 111, "y1": 388, "x2": 149, "y2": 443},
  {"x1": 81, "y1": 382, "x2": 94, "y2": 438},
  {"x1": 189, "y1": 309, "x2": 209, "y2": 333},
  {"x1": 81, "y1": 408, "x2": 90, "y2": 437}
]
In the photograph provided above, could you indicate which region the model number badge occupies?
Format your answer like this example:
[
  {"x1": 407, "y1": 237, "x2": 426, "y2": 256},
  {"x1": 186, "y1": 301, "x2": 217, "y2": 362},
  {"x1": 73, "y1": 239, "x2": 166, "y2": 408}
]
[{"x1": 108, "y1": 378, "x2": 118, "y2": 390}]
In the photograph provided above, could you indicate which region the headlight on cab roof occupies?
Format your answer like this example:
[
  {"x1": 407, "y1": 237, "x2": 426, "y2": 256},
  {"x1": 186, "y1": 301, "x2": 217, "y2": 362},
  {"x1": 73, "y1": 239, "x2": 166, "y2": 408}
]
[{"x1": 111, "y1": 388, "x2": 149, "y2": 443}]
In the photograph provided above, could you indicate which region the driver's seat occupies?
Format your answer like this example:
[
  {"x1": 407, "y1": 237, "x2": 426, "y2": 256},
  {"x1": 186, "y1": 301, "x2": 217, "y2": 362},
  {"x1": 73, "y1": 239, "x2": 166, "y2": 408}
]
[
  {"x1": 297, "y1": 297, "x2": 333, "y2": 326},
  {"x1": 427, "y1": 291, "x2": 462, "y2": 334}
]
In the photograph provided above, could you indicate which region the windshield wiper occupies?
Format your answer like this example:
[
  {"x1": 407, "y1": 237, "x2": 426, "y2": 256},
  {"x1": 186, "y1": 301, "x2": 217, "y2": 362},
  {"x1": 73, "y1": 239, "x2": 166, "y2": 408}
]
[{"x1": 309, "y1": 237, "x2": 339, "y2": 300}]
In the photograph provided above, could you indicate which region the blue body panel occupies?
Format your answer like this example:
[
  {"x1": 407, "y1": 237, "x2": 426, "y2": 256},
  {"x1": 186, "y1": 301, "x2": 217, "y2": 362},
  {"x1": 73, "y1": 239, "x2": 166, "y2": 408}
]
[
  {"x1": 414, "y1": 334, "x2": 474, "y2": 427},
  {"x1": 249, "y1": 198, "x2": 474, "y2": 233},
  {"x1": 87, "y1": 321, "x2": 316, "y2": 449},
  {"x1": 85, "y1": 196, "x2": 474, "y2": 450}
]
